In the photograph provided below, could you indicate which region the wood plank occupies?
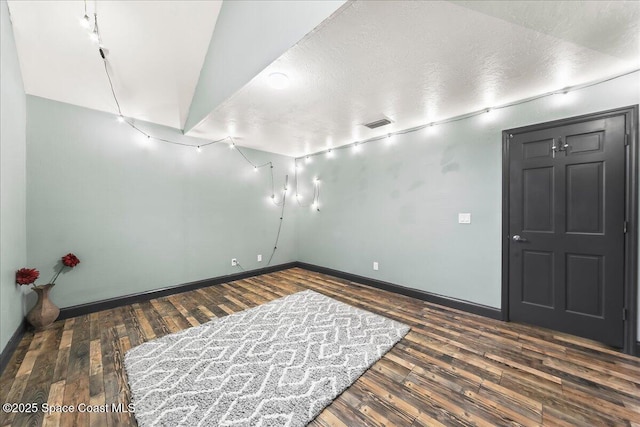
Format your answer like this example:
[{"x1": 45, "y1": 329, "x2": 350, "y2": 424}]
[
  {"x1": 42, "y1": 380, "x2": 66, "y2": 427},
  {"x1": 1, "y1": 268, "x2": 638, "y2": 427}
]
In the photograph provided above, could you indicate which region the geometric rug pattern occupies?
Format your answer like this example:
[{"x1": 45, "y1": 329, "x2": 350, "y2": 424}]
[{"x1": 124, "y1": 290, "x2": 410, "y2": 427}]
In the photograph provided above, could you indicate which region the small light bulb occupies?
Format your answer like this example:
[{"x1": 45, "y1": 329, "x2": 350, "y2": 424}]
[
  {"x1": 196, "y1": 146, "x2": 202, "y2": 153},
  {"x1": 387, "y1": 134, "x2": 395, "y2": 144},
  {"x1": 305, "y1": 156, "x2": 312, "y2": 164},
  {"x1": 89, "y1": 30, "x2": 100, "y2": 44},
  {"x1": 80, "y1": 15, "x2": 91, "y2": 29},
  {"x1": 326, "y1": 149, "x2": 333, "y2": 158},
  {"x1": 117, "y1": 115, "x2": 124, "y2": 123},
  {"x1": 313, "y1": 177, "x2": 320, "y2": 184},
  {"x1": 254, "y1": 166, "x2": 258, "y2": 172},
  {"x1": 229, "y1": 143, "x2": 235, "y2": 150},
  {"x1": 353, "y1": 143, "x2": 360, "y2": 153}
]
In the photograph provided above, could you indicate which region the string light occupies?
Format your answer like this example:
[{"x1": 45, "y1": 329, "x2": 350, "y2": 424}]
[
  {"x1": 426, "y1": 123, "x2": 437, "y2": 134},
  {"x1": 79, "y1": 1, "x2": 90, "y2": 29},
  {"x1": 89, "y1": 13, "x2": 101, "y2": 45},
  {"x1": 80, "y1": 3, "x2": 638, "y2": 224},
  {"x1": 295, "y1": 69, "x2": 639, "y2": 162},
  {"x1": 80, "y1": 15, "x2": 91, "y2": 29},
  {"x1": 89, "y1": 30, "x2": 100, "y2": 44},
  {"x1": 83, "y1": 9, "x2": 309, "y2": 268},
  {"x1": 292, "y1": 158, "x2": 321, "y2": 209}
]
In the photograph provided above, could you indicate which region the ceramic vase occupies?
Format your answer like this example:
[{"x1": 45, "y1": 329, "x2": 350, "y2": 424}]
[{"x1": 26, "y1": 284, "x2": 60, "y2": 330}]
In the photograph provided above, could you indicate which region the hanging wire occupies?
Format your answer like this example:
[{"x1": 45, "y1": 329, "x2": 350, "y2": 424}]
[
  {"x1": 296, "y1": 67, "x2": 640, "y2": 161},
  {"x1": 89, "y1": 9, "x2": 303, "y2": 270},
  {"x1": 293, "y1": 157, "x2": 319, "y2": 208},
  {"x1": 267, "y1": 175, "x2": 288, "y2": 266},
  {"x1": 90, "y1": 6, "x2": 639, "y2": 168},
  {"x1": 228, "y1": 138, "x2": 284, "y2": 206}
]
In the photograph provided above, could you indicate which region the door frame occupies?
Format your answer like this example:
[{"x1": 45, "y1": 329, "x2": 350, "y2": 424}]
[{"x1": 501, "y1": 105, "x2": 639, "y2": 356}]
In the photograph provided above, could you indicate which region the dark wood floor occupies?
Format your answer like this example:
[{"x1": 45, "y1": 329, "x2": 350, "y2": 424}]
[{"x1": 1, "y1": 268, "x2": 639, "y2": 426}]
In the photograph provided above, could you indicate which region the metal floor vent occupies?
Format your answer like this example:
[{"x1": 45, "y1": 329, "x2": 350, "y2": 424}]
[{"x1": 364, "y1": 118, "x2": 393, "y2": 129}]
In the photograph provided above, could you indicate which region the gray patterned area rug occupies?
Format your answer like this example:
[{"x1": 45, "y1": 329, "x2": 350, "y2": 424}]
[{"x1": 124, "y1": 289, "x2": 409, "y2": 427}]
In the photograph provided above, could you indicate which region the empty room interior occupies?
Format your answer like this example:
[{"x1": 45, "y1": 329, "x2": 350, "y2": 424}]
[{"x1": 1, "y1": 0, "x2": 640, "y2": 426}]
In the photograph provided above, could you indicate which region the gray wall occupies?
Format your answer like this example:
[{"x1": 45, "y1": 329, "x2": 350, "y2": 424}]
[
  {"x1": 296, "y1": 72, "x2": 640, "y2": 332},
  {"x1": 26, "y1": 96, "x2": 297, "y2": 309},
  {"x1": 0, "y1": 0, "x2": 27, "y2": 353}
]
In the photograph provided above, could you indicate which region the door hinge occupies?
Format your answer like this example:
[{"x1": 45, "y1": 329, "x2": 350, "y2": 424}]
[
  {"x1": 624, "y1": 133, "x2": 629, "y2": 146},
  {"x1": 624, "y1": 221, "x2": 628, "y2": 233},
  {"x1": 622, "y1": 308, "x2": 628, "y2": 321}
]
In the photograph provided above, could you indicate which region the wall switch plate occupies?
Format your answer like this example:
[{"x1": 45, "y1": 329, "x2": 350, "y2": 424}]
[
  {"x1": 458, "y1": 213, "x2": 471, "y2": 224},
  {"x1": 373, "y1": 261, "x2": 379, "y2": 271},
  {"x1": 257, "y1": 254, "x2": 262, "y2": 262},
  {"x1": 231, "y1": 258, "x2": 237, "y2": 266}
]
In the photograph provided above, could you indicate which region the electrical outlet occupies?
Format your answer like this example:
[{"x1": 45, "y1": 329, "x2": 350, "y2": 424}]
[
  {"x1": 231, "y1": 258, "x2": 237, "y2": 266},
  {"x1": 373, "y1": 261, "x2": 379, "y2": 271},
  {"x1": 257, "y1": 254, "x2": 262, "y2": 262},
  {"x1": 458, "y1": 213, "x2": 471, "y2": 224}
]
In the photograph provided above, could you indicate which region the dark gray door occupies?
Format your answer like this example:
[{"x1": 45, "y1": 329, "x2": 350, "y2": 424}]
[{"x1": 508, "y1": 114, "x2": 626, "y2": 347}]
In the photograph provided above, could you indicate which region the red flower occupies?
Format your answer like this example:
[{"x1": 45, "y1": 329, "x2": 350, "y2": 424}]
[
  {"x1": 62, "y1": 253, "x2": 80, "y2": 268},
  {"x1": 16, "y1": 268, "x2": 39, "y2": 285}
]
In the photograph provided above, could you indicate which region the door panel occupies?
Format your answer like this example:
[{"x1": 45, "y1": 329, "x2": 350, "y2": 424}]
[
  {"x1": 565, "y1": 253, "x2": 603, "y2": 317},
  {"x1": 508, "y1": 114, "x2": 626, "y2": 347},
  {"x1": 523, "y1": 167, "x2": 554, "y2": 232},
  {"x1": 522, "y1": 250, "x2": 555, "y2": 307},
  {"x1": 567, "y1": 131, "x2": 603, "y2": 155},
  {"x1": 566, "y1": 162, "x2": 603, "y2": 234},
  {"x1": 523, "y1": 138, "x2": 555, "y2": 159}
]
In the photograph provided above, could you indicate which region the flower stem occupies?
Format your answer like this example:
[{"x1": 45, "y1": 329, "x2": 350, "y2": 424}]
[{"x1": 50, "y1": 265, "x2": 65, "y2": 285}]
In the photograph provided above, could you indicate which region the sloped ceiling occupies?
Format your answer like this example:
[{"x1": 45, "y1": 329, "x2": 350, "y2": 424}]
[
  {"x1": 186, "y1": 0, "x2": 640, "y2": 156},
  {"x1": 7, "y1": 1, "x2": 640, "y2": 157},
  {"x1": 7, "y1": 0, "x2": 222, "y2": 130}
]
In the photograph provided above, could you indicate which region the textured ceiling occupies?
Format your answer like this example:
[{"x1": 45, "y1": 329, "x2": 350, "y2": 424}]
[
  {"x1": 187, "y1": 0, "x2": 640, "y2": 157},
  {"x1": 7, "y1": 0, "x2": 221, "y2": 129},
  {"x1": 6, "y1": 1, "x2": 639, "y2": 156}
]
